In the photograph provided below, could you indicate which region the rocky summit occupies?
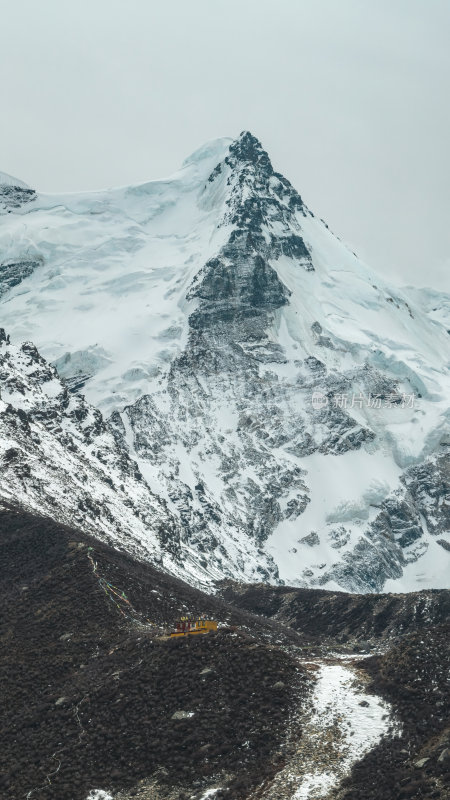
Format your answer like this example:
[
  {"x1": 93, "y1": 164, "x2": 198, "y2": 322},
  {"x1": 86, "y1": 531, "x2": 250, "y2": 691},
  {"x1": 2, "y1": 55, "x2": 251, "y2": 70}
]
[{"x1": 0, "y1": 132, "x2": 449, "y2": 592}]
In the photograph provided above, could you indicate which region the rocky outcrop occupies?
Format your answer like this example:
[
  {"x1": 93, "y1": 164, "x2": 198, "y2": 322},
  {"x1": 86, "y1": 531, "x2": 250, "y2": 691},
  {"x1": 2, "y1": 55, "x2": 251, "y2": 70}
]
[
  {"x1": 0, "y1": 172, "x2": 36, "y2": 213},
  {"x1": 0, "y1": 257, "x2": 43, "y2": 298},
  {"x1": 402, "y1": 449, "x2": 450, "y2": 536}
]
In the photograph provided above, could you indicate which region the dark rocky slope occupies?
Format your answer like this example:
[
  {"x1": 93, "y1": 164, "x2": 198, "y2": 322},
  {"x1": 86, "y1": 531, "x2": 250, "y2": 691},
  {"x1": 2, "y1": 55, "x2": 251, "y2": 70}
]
[
  {"x1": 1, "y1": 505, "x2": 448, "y2": 800},
  {"x1": 0, "y1": 506, "x2": 309, "y2": 800},
  {"x1": 218, "y1": 580, "x2": 450, "y2": 645}
]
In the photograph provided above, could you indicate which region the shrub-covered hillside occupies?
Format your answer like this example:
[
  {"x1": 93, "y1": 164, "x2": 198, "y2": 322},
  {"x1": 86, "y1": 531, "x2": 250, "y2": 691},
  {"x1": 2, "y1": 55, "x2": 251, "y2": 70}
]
[{"x1": 0, "y1": 506, "x2": 310, "y2": 800}]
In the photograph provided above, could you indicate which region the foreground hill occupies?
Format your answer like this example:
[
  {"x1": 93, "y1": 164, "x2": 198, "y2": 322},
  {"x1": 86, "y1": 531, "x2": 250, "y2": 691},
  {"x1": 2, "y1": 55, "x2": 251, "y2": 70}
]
[
  {"x1": 1, "y1": 506, "x2": 448, "y2": 799},
  {"x1": 0, "y1": 506, "x2": 307, "y2": 800}
]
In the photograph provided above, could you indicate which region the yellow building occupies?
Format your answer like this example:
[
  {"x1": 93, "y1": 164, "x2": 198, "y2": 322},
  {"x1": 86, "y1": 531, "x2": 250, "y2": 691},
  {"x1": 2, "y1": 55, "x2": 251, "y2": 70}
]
[{"x1": 170, "y1": 617, "x2": 218, "y2": 637}]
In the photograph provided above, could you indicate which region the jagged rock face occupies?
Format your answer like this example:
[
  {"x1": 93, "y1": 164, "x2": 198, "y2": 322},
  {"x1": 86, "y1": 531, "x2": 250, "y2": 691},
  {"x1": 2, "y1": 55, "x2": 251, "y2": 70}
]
[
  {"x1": 0, "y1": 184, "x2": 36, "y2": 214},
  {"x1": 0, "y1": 338, "x2": 185, "y2": 576},
  {"x1": 0, "y1": 133, "x2": 449, "y2": 592},
  {"x1": 184, "y1": 134, "x2": 310, "y2": 364},
  {"x1": 0, "y1": 257, "x2": 43, "y2": 298},
  {"x1": 119, "y1": 133, "x2": 449, "y2": 592},
  {"x1": 0, "y1": 336, "x2": 288, "y2": 587},
  {"x1": 0, "y1": 172, "x2": 36, "y2": 212},
  {"x1": 402, "y1": 451, "x2": 450, "y2": 536}
]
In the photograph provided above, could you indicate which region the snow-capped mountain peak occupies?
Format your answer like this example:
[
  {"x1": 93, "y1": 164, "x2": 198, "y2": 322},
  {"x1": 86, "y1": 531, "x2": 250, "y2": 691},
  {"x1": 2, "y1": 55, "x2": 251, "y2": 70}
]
[{"x1": 0, "y1": 133, "x2": 448, "y2": 593}]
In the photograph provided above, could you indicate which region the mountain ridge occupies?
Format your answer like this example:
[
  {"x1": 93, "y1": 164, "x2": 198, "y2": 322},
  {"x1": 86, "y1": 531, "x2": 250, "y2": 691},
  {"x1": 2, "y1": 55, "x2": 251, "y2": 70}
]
[{"x1": 0, "y1": 131, "x2": 449, "y2": 593}]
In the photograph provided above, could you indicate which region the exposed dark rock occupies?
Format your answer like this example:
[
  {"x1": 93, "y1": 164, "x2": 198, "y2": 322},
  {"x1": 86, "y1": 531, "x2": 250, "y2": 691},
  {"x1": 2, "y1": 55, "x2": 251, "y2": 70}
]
[
  {"x1": 0, "y1": 257, "x2": 43, "y2": 298},
  {"x1": 402, "y1": 449, "x2": 450, "y2": 537},
  {"x1": 299, "y1": 531, "x2": 320, "y2": 547},
  {"x1": 0, "y1": 183, "x2": 36, "y2": 213}
]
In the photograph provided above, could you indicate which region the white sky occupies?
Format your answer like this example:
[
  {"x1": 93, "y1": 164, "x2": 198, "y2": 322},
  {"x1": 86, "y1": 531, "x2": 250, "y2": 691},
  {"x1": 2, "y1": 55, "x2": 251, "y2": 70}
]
[{"x1": 1, "y1": 0, "x2": 449, "y2": 289}]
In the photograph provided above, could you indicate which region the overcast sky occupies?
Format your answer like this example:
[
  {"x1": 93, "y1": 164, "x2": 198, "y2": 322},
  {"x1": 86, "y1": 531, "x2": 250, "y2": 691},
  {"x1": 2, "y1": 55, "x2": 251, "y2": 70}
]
[{"x1": 1, "y1": 0, "x2": 449, "y2": 289}]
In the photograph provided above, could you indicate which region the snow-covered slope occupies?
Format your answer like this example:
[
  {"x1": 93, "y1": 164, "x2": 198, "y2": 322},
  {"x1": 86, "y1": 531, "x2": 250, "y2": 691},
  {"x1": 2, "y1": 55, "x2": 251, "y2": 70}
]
[
  {"x1": 0, "y1": 332, "x2": 172, "y2": 568},
  {"x1": 0, "y1": 171, "x2": 31, "y2": 189},
  {"x1": 0, "y1": 331, "x2": 285, "y2": 588},
  {"x1": 0, "y1": 139, "x2": 233, "y2": 411},
  {"x1": 403, "y1": 285, "x2": 450, "y2": 334},
  {"x1": 0, "y1": 133, "x2": 449, "y2": 592}
]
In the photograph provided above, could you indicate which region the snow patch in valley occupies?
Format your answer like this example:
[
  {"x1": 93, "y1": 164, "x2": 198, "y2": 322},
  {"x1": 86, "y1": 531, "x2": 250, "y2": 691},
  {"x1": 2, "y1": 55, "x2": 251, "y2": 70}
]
[{"x1": 290, "y1": 661, "x2": 398, "y2": 800}]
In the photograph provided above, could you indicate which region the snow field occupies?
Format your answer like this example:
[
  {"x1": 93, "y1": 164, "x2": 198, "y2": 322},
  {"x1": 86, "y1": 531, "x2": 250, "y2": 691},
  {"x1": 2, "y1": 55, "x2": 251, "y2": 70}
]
[{"x1": 291, "y1": 662, "x2": 397, "y2": 799}]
